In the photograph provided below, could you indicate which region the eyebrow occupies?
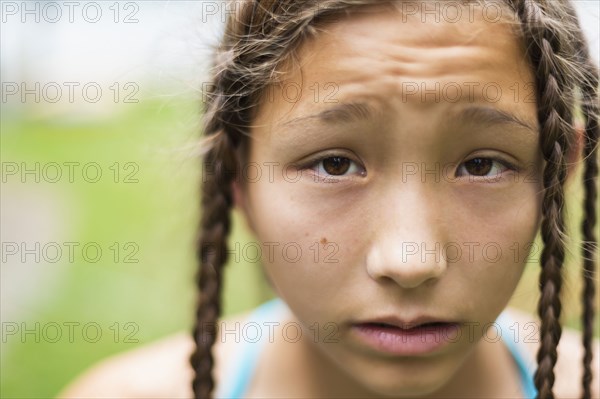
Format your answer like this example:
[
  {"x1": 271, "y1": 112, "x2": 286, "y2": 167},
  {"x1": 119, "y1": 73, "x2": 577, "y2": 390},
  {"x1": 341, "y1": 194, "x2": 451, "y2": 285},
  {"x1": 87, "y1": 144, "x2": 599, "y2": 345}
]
[
  {"x1": 454, "y1": 105, "x2": 538, "y2": 135},
  {"x1": 278, "y1": 102, "x2": 538, "y2": 134},
  {"x1": 279, "y1": 102, "x2": 377, "y2": 128}
]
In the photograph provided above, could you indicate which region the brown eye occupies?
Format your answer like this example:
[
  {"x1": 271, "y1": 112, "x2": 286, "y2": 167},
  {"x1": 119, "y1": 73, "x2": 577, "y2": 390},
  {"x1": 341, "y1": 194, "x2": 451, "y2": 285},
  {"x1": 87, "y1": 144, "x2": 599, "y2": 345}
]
[
  {"x1": 308, "y1": 154, "x2": 365, "y2": 182},
  {"x1": 456, "y1": 157, "x2": 513, "y2": 180},
  {"x1": 463, "y1": 158, "x2": 493, "y2": 176},
  {"x1": 322, "y1": 157, "x2": 351, "y2": 176}
]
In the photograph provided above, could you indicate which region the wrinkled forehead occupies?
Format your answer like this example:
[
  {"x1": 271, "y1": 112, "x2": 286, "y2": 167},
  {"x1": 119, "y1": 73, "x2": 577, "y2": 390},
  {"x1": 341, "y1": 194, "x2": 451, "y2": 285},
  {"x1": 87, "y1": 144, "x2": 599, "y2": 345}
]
[
  {"x1": 269, "y1": 0, "x2": 522, "y2": 80},
  {"x1": 296, "y1": 0, "x2": 522, "y2": 63},
  {"x1": 253, "y1": 0, "x2": 534, "y2": 129}
]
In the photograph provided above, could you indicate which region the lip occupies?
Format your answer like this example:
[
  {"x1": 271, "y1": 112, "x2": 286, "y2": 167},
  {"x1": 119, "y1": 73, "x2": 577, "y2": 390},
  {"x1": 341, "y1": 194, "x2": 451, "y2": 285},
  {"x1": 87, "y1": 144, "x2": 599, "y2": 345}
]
[
  {"x1": 350, "y1": 316, "x2": 461, "y2": 356},
  {"x1": 358, "y1": 315, "x2": 455, "y2": 330}
]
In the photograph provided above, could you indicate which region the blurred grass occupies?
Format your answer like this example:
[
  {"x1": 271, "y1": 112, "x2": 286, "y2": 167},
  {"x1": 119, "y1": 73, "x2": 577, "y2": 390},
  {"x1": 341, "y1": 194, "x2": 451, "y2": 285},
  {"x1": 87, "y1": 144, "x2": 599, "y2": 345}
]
[
  {"x1": 0, "y1": 99, "x2": 597, "y2": 398},
  {"x1": 0, "y1": 101, "x2": 272, "y2": 398}
]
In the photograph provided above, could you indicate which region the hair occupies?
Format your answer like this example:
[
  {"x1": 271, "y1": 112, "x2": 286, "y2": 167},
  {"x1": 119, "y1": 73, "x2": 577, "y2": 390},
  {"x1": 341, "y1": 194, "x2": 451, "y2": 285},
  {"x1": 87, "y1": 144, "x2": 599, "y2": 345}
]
[{"x1": 189, "y1": 1, "x2": 599, "y2": 398}]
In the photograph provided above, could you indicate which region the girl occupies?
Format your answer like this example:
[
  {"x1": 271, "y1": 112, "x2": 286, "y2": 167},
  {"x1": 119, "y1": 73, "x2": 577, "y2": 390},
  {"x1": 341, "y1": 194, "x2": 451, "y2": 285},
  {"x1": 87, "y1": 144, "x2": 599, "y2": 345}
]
[{"x1": 61, "y1": 0, "x2": 598, "y2": 398}]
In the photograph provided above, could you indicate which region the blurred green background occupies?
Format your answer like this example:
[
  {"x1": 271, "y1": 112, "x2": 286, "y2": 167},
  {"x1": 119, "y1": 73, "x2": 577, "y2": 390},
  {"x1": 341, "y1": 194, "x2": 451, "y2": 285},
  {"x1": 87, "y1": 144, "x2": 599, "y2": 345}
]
[
  {"x1": 1, "y1": 94, "x2": 598, "y2": 399},
  {"x1": 1, "y1": 1, "x2": 598, "y2": 398},
  {"x1": 1, "y1": 98, "x2": 275, "y2": 398}
]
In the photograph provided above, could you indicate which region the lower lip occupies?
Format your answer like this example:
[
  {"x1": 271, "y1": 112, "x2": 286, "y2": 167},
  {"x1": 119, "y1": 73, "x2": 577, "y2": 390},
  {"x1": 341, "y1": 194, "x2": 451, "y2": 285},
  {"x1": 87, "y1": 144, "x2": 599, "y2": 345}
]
[{"x1": 351, "y1": 322, "x2": 461, "y2": 356}]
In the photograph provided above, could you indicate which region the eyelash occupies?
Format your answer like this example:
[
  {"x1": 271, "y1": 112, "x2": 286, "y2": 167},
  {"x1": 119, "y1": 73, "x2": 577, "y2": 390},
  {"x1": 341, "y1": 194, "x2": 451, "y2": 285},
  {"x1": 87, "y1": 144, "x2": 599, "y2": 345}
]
[
  {"x1": 302, "y1": 155, "x2": 518, "y2": 182},
  {"x1": 302, "y1": 153, "x2": 365, "y2": 183},
  {"x1": 456, "y1": 157, "x2": 518, "y2": 180}
]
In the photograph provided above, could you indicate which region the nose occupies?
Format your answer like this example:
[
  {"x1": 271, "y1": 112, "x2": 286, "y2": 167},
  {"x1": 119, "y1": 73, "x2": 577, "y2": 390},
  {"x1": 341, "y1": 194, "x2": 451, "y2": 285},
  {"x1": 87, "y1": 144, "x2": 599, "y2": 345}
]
[{"x1": 365, "y1": 185, "x2": 448, "y2": 289}]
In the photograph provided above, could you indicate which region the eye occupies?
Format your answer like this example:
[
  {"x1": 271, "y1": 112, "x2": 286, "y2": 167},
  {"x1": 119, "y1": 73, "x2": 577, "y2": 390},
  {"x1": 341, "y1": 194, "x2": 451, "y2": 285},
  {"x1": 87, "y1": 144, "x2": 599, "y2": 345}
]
[
  {"x1": 307, "y1": 155, "x2": 365, "y2": 181},
  {"x1": 320, "y1": 157, "x2": 352, "y2": 175},
  {"x1": 456, "y1": 157, "x2": 513, "y2": 179}
]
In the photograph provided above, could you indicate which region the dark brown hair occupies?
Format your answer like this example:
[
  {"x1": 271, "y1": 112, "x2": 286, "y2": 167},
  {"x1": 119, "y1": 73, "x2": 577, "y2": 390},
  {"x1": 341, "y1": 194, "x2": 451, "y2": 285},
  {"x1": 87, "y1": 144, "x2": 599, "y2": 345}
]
[{"x1": 190, "y1": 1, "x2": 599, "y2": 398}]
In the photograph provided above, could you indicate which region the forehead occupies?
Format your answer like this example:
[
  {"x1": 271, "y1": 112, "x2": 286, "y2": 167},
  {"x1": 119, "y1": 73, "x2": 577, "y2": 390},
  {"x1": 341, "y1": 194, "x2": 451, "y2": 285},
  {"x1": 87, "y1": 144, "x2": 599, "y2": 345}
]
[
  {"x1": 296, "y1": 1, "x2": 523, "y2": 61},
  {"x1": 253, "y1": 1, "x2": 536, "y2": 134}
]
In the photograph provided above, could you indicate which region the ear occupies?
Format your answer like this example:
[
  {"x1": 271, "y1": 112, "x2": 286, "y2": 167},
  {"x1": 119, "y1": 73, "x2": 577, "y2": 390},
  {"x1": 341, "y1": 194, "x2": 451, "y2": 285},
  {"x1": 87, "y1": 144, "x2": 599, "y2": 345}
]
[{"x1": 232, "y1": 179, "x2": 257, "y2": 234}]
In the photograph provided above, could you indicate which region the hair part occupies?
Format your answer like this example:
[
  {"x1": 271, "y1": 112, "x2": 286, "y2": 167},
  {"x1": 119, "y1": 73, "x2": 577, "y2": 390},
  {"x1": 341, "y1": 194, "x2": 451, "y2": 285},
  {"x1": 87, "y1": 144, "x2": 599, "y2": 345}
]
[{"x1": 191, "y1": 1, "x2": 599, "y2": 398}]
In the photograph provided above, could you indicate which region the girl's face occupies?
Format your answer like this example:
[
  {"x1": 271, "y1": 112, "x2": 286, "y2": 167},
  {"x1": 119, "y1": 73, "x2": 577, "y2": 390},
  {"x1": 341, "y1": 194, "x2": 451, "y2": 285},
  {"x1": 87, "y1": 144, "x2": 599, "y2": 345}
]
[{"x1": 238, "y1": 3, "x2": 543, "y2": 396}]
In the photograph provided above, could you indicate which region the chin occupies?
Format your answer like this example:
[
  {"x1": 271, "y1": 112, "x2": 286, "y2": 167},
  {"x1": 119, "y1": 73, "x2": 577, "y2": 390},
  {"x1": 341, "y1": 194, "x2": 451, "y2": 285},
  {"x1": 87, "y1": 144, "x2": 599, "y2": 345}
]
[
  {"x1": 341, "y1": 355, "x2": 458, "y2": 398},
  {"x1": 359, "y1": 372, "x2": 450, "y2": 398}
]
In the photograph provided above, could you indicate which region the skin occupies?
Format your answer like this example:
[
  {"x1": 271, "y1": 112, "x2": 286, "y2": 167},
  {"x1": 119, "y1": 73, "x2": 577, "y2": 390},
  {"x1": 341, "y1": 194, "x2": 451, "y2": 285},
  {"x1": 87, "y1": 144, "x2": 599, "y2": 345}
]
[{"x1": 237, "y1": 2, "x2": 546, "y2": 398}]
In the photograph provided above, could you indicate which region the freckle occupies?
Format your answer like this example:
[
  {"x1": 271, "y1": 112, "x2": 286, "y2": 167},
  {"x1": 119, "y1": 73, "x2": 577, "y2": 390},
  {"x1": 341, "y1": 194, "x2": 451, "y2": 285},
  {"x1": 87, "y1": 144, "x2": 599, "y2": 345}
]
[{"x1": 320, "y1": 237, "x2": 328, "y2": 245}]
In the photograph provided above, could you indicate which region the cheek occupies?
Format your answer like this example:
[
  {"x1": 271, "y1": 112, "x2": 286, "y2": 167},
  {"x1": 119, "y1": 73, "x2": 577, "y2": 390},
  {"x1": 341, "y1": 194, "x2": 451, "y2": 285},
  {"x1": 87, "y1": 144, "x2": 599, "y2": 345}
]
[
  {"x1": 245, "y1": 178, "x2": 365, "y2": 316},
  {"x1": 449, "y1": 181, "x2": 542, "y2": 317}
]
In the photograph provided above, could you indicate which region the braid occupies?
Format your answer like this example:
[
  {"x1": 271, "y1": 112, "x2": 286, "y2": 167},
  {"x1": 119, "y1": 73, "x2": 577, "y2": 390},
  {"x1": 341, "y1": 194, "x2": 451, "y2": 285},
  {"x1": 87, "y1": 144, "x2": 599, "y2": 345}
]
[
  {"x1": 536, "y1": 144, "x2": 567, "y2": 399},
  {"x1": 566, "y1": 15, "x2": 599, "y2": 399},
  {"x1": 511, "y1": 0, "x2": 576, "y2": 397},
  {"x1": 190, "y1": 89, "x2": 239, "y2": 398},
  {"x1": 580, "y1": 68, "x2": 599, "y2": 399}
]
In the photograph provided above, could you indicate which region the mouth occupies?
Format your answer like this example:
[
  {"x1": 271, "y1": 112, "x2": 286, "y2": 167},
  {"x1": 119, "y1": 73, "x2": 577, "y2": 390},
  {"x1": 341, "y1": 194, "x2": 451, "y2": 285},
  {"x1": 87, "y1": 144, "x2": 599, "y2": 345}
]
[
  {"x1": 351, "y1": 319, "x2": 461, "y2": 356},
  {"x1": 361, "y1": 321, "x2": 454, "y2": 331}
]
